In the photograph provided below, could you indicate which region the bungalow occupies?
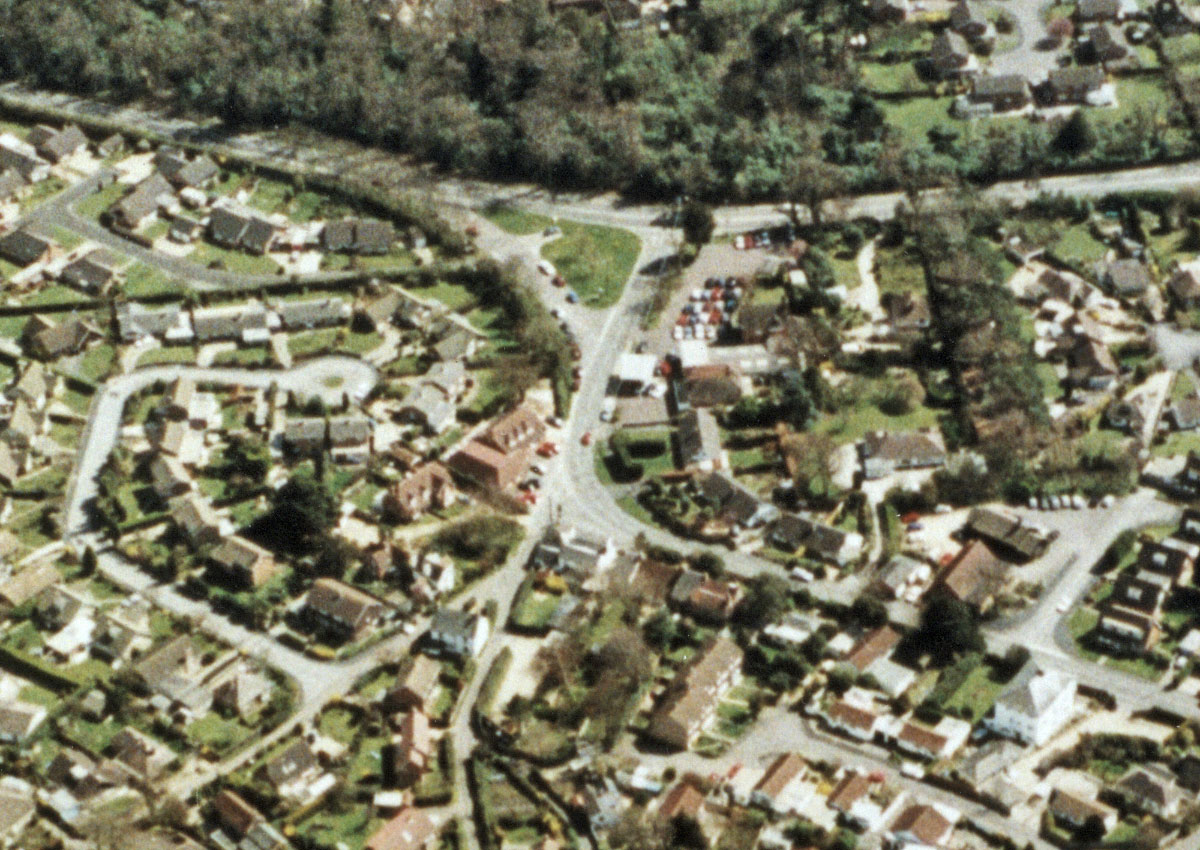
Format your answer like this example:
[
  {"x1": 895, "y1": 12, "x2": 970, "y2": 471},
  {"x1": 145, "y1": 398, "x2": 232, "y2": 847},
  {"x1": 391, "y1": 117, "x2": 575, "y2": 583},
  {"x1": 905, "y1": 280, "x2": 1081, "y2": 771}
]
[
  {"x1": 669, "y1": 570, "x2": 742, "y2": 623},
  {"x1": 329, "y1": 415, "x2": 373, "y2": 465},
  {"x1": 322, "y1": 219, "x2": 396, "y2": 255},
  {"x1": 1166, "y1": 397, "x2": 1200, "y2": 431},
  {"x1": 678, "y1": 408, "x2": 724, "y2": 471},
  {"x1": 680, "y1": 364, "x2": 743, "y2": 408},
  {"x1": 284, "y1": 418, "x2": 326, "y2": 455},
  {"x1": 272, "y1": 298, "x2": 351, "y2": 331},
  {"x1": 386, "y1": 654, "x2": 443, "y2": 714},
  {"x1": 986, "y1": 662, "x2": 1076, "y2": 746},
  {"x1": 432, "y1": 328, "x2": 479, "y2": 363},
  {"x1": 132, "y1": 635, "x2": 212, "y2": 716},
  {"x1": 751, "y1": 753, "x2": 813, "y2": 816},
  {"x1": 1114, "y1": 766, "x2": 1183, "y2": 819},
  {"x1": 384, "y1": 463, "x2": 456, "y2": 522},
  {"x1": 24, "y1": 314, "x2": 100, "y2": 360},
  {"x1": 949, "y1": 0, "x2": 995, "y2": 43},
  {"x1": 149, "y1": 453, "x2": 192, "y2": 501},
  {"x1": 261, "y1": 740, "x2": 322, "y2": 802},
  {"x1": 1045, "y1": 67, "x2": 1110, "y2": 105},
  {"x1": 393, "y1": 709, "x2": 433, "y2": 787},
  {"x1": 860, "y1": 429, "x2": 946, "y2": 479},
  {"x1": 1169, "y1": 263, "x2": 1200, "y2": 309},
  {"x1": 428, "y1": 608, "x2": 488, "y2": 657},
  {"x1": 965, "y1": 506, "x2": 1055, "y2": 560},
  {"x1": 109, "y1": 727, "x2": 174, "y2": 782},
  {"x1": 111, "y1": 173, "x2": 173, "y2": 230},
  {"x1": 929, "y1": 540, "x2": 1008, "y2": 611},
  {"x1": 210, "y1": 535, "x2": 278, "y2": 588},
  {"x1": 208, "y1": 202, "x2": 278, "y2": 254},
  {"x1": 1087, "y1": 22, "x2": 1128, "y2": 62},
  {"x1": 844, "y1": 626, "x2": 901, "y2": 673},
  {"x1": 826, "y1": 699, "x2": 880, "y2": 741},
  {"x1": 0, "y1": 228, "x2": 55, "y2": 267},
  {"x1": 1077, "y1": 0, "x2": 1120, "y2": 20},
  {"x1": 1101, "y1": 258, "x2": 1152, "y2": 297},
  {"x1": 398, "y1": 384, "x2": 457, "y2": 435},
  {"x1": 969, "y1": 74, "x2": 1031, "y2": 112},
  {"x1": 212, "y1": 790, "x2": 269, "y2": 841},
  {"x1": 930, "y1": 31, "x2": 977, "y2": 79},
  {"x1": 169, "y1": 155, "x2": 219, "y2": 190},
  {"x1": 645, "y1": 637, "x2": 743, "y2": 750},
  {"x1": 116, "y1": 302, "x2": 191, "y2": 343},
  {"x1": 191, "y1": 302, "x2": 272, "y2": 345},
  {"x1": 698, "y1": 472, "x2": 779, "y2": 530},
  {"x1": 888, "y1": 804, "x2": 954, "y2": 849},
  {"x1": 30, "y1": 125, "x2": 87, "y2": 163},
  {"x1": 0, "y1": 563, "x2": 60, "y2": 611},
  {"x1": 303, "y1": 578, "x2": 387, "y2": 642},
  {"x1": 1067, "y1": 337, "x2": 1119, "y2": 390},
  {"x1": 0, "y1": 143, "x2": 48, "y2": 183},
  {"x1": 60, "y1": 249, "x2": 121, "y2": 293},
  {"x1": 211, "y1": 664, "x2": 274, "y2": 719},
  {"x1": 1048, "y1": 789, "x2": 1118, "y2": 833},
  {"x1": 365, "y1": 807, "x2": 436, "y2": 850},
  {"x1": 767, "y1": 512, "x2": 864, "y2": 566}
]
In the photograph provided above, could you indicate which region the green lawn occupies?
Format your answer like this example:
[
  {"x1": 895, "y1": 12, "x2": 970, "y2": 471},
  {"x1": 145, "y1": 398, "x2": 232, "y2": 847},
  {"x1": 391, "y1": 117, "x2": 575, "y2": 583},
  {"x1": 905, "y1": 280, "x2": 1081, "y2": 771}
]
[
  {"x1": 1054, "y1": 223, "x2": 1110, "y2": 264},
  {"x1": 339, "y1": 330, "x2": 383, "y2": 355},
  {"x1": 510, "y1": 590, "x2": 561, "y2": 631},
  {"x1": 1036, "y1": 362, "x2": 1063, "y2": 400},
  {"x1": 212, "y1": 347, "x2": 273, "y2": 367},
  {"x1": 481, "y1": 204, "x2": 553, "y2": 235},
  {"x1": 190, "y1": 242, "x2": 279, "y2": 275},
  {"x1": 858, "y1": 61, "x2": 928, "y2": 96},
  {"x1": 72, "y1": 344, "x2": 117, "y2": 382},
  {"x1": 1152, "y1": 431, "x2": 1200, "y2": 458},
  {"x1": 124, "y1": 262, "x2": 182, "y2": 298},
  {"x1": 874, "y1": 242, "x2": 927, "y2": 296},
  {"x1": 940, "y1": 663, "x2": 1007, "y2": 723},
  {"x1": 1173, "y1": 370, "x2": 1196, "y2": 402},
  {"x1": 882, "y1": 96, "x2": 957, "y2": 149},
  {"x1": 76, "y1": 181, "x2": 128, "y2": 220},
  {"x1": 247, "y1": 177, "x2": 292, "y2": 215},
  {"x1": 21, "y1": 284, "x2": 90, "y2": 307},
  {"x1": 137, "y1": 346, "x2": 196, "y2": 367},
  {"x1": 813, "y1": 397, "x2": 940, "y2": 445},
  {"x1": 419, "y1": 280, "x2": 477, "y2": 312},
  {"x1": 186, "y1": 713, "x2": 253, "y2": 753},
  {"x1": 47, "y1": 226, "x2": 84, "y2": 250},
  {"x1": 541, "y1": 221, "x2": 641, "y2": 308},
  {"x1": 288, "y1": 328, "x2": 338, "y2": 357}
]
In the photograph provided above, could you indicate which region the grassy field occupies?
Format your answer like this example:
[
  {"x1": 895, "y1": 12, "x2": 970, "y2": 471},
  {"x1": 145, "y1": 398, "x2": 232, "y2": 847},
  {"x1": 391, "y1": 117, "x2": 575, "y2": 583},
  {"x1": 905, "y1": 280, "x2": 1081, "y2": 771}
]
[
  {"x1": 1154, "y1": 431, "x2": 1200, "y2": 457},
  {"x1": 481, "y1": 204, "x2": 553, "y2": 235},
  {"x1": 874, "y1": 242, "x2": 926, "y2": 296},
  {"x1": 1054, "y1": 222, "x2": 1110, "y2": 264},
  {"x1": 418, "y1": 280, "x2": 477, "y2": 312},
  {"x1": 940, "y1": 663, "x2": 1007, "y2": 723},
  {"x1": 190, "y1": 242, "x2": 279, "y2": 275},
  {"x1": 21, "y1": 284, "x2": 90, "y2": 307},
  {"x1": 541, "y1": 221, "x2": 641, "y2": 308},
  {"x1": 72, "y1": 344, "x2": 117, "y2": 382},
  {"x1": 124, "y1": 262, "x2": 182, "y2": 298},
  {"x1": 882, "y1": 96, "x2": 957, "y2": 149},
  {"x1": 137, "y1": 346, "x2": 196, "y2": 367},
  {"x1": 76, "y1": 181, "x2": 128, "y2": 220},
  {"x1": 858, "y1": 61, "x2": 928, "y2": 96},
  {"x1": 813, "y1": 395, "x2": 940, "y2": 444}
]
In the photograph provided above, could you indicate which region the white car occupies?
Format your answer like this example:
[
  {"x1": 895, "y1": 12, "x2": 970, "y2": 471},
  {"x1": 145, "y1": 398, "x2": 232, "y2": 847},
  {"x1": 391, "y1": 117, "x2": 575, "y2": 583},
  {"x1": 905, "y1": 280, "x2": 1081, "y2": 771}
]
[
  {"x1": 537, "y1": 260, "x2": 554, "y2": 276},
  {"x1": 672, "y1": 325, "x2": 684, "y2": 340},
  {"x1": 1056, "y1": 597, "x2": 1070, "y2": 613}
]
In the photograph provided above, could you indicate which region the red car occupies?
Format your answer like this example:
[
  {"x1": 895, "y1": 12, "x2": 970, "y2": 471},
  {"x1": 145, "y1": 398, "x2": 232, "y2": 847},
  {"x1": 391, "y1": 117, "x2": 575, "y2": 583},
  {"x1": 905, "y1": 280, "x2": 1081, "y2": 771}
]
[
  {"x1": 537, "y1": 441, "x2": 559, "y2": 457},
  {"x1": 581, "y1": 431, "x2": 592, "y2": 446},
  {"x1": 552, "y1": 274, "x2": 567, "y2": 288}
]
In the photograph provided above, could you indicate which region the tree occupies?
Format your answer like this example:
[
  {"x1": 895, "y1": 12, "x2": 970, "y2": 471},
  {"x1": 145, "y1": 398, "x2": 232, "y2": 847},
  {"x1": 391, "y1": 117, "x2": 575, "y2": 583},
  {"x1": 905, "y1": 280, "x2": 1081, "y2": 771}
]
[
  {"x1": 644, "y1": 609, "x2": 677, "y2": 650},
  {"x1": 915, "y1": 596, "x2": 984, "y2": 664},
  {"x1": 849, "y1": 594, "x2": 888, "y2": 629},
  {"x1": 256, "y1": 467, "x2": 338, "y2": 553},
  {"x1": 692, "y1": 551, "x2": 725, "y2": 577},
  {"x1": 781, "y1": 431, "x2": 841, "y2": 505},
  {"x1": 1054, "y1": 110, "x2": 1097, "y2": 156},
  {"x1": 80, "y1": 546, "x2": 97, "y2": 577},
  {"x1": 735, "y1": 573, "x2": 792, "y2": 630},
  {"x1": 785, "y1": 154, "x2": 848, "y2": 228},
  {"x1": 1046, "y1": 16, "x2": 1074, "y2": 44},
  {"x1": 225, "y1": 433, "x2": 270, "y2": 481},
  {"x1": 680, "y1": 200, "x2": 715, "y2": 246}
]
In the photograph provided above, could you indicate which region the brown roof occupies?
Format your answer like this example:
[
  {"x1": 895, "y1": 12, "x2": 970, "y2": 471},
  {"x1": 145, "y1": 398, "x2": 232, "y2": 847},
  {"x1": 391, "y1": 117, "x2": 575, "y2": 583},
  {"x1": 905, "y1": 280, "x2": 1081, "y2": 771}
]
[
  {"x1": 754, "y1": 753, "x2": 806, "y2": 800},
  {"x1": 890, "y1": 804, "x2": 953, "y2": 846},
  {"x1": 307, "y1": 578, "x2": 383, "y2": 627},
  {"x1": 211, "y1": 790, "x2": 263, "y2": 838},
  {"x1": 845, "y1": 626, "x2": 901, "y2": 673},
  {"x1": 649, "y1": 637, "x2": 743, "y2": 740},
  {"x1": 365, "y1": 807, "x2": 436, "y2": 850},
  {"x1": 480, "y1": 404, "x2": 545, "y2": 454},
  {"x1": 933, "y1": 540, "x2": 1007, "y2": 607},
  {"x1": 0, "y1": 562, "x2": 58, "y2": 607},
  {"x1": 898, "y1": 722, "x2": 948, "y2": 756},
  {"x1": 828, "y1": 700, "x2": 877, "y2": 731},
  {"x1": 1049, "y1": 789, "x2": 1112, "y2": 825},
  {"x1": 827, "y1": 772, "x2": 871, "y2": 811},
  {"x1": 659, "y1": 781, "x2": 705, "y2": 820}
]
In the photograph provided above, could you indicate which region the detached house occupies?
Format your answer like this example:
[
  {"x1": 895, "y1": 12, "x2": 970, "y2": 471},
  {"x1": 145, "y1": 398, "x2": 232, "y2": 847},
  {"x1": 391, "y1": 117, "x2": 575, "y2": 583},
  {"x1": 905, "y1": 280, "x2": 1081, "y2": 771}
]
[
  {"x1": 860, "y1": 429, "x2": 946, "y2": 479},
  {"x1": 751, "y1": 753, "x2": 813, "y2": 816},
  {"x1": 965, "y1": 506, "x2": 1054, "y2": 560},
  {"x1": 210, "y1": 535, "x2": 278, "y2": 588},
  {"x1": 645, "y1": 637, "x2": 743, "y2": 750},
  {"x1": 393, "y1": 709, "x2": 433, "y2": 787},
  {"x1": 329, "y1": 415, "x2": 373, "y2": 465},
  {"x1": 209, "y1": 202, "x2": 278, "y2": 254},
  {"x1": 1067, "y1": 337, "x2": 1119, "y2": 390},
  {"x1": 1045, "y1": 67, "x2": 1110, "y2": 105},
  {"x1": 930, "y1": 31, "x2": 977, "y2": 79},
  {"x1": 986, "y1": 662, "x2": 1076, "y2": 745},
  {"x1": 303, "y1": 578, "x2": 387, "y2": 642},
  {"x1": 383, "y1": 463, "x2": 456, "y2": 522},
  {"x1": 365, "y1": 806, "x2": 436, "y2": 850},
  {"x1": 930, "y1": 540, "x2": 1008, "y2": 611},
  {"x1": 1048, "y1": 789, "x2": 1118, "y2": 833},
  {"x1": 1114, "y1": 766, "x2": 1183, "y2": 820},
  {"x1": 448, "y1": 404, "x2": 545, "y2": 491},
  {"x1": 1169, "y1": 263, "x2": 1200, "y2": 309},
  {"x1": 678, "y1": 408, "x2": 724, "y2": 471},
  {"x1": 428, "y1": 608, "x2": 488, "y2": 657},
  {"x1": 60, "y1": 249, "x2": 121, "y2": 294},
  {"x1": 111, "y1": 173, "x2": 173, "y2": 230},
  {"x1": 969, "y1": 75, "x2": 1031, "y2": 113},
  {"x1": 0, "y1": 228, "x2": 55, "y2": 267},
  {"x1": 888, "y1": 804, "x2": 954, "y2": 849},
  {"x1": 386, "y1": 654, "x2": 443, "y2": 714}
]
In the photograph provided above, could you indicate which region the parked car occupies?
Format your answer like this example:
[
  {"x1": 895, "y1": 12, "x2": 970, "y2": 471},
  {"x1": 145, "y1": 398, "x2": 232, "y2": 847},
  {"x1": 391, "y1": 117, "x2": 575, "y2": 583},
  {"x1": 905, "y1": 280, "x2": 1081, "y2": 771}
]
[
  {"x1": 581, "y1": 431, "x2": 592, "y2": 446},
  {"x1": 566, "y1": 290, "x2": 579, "y2": 304},
  {"x1": 537, "y1": 260, "x2": 554, "y2": 275},
  {"x1": 552, "y1": 274, "x2": 567, "y2": 288}
]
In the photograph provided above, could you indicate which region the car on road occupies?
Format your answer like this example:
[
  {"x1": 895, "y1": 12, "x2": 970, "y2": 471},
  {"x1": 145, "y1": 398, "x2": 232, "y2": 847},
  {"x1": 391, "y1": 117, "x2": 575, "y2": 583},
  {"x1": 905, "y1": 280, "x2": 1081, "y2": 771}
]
[
  {"x1": 531, "y1": 462, "x2": 547, "y2": 475},
  {"x1": 537, "y1": 441, "x2": 559, "y2": 457},
  {"x1": 566, "y1": 290, "x2": 579, "y2": 304},
  {"x1": 537, "y1": 260, "x2": 555, "y2": 275},
  {"x1": 790, "y1": 567, "x2": 814, "y2": 583},
  {"x1": 552, "y1": 274, "x2": 567, "y2": 288},
  {"x1": 581, "y1": 431, "x2": 592, "y2": 446},
  {"x1": 1056, "y1": 597, "x2": 1070, "y2": 613}
]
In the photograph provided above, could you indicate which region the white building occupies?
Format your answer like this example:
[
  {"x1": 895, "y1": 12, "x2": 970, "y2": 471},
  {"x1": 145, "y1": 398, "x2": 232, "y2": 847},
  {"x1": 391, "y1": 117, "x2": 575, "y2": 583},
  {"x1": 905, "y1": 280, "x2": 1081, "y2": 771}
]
[{"x1": 985, "y1": 662, "x2": 1076, "y2": 746}]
